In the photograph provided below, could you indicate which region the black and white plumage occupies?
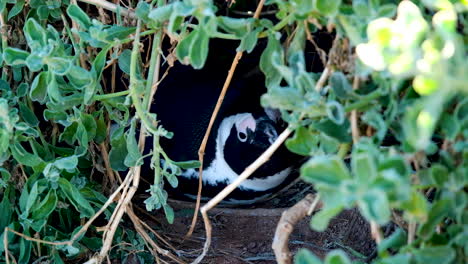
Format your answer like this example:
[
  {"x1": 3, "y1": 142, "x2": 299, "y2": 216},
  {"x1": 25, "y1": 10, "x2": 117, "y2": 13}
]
[{"x1": 146, "y1": 40, "x2": 301, "y2": 204}]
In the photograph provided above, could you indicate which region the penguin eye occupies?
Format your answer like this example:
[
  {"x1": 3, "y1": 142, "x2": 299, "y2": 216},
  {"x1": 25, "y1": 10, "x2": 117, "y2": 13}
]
[{"x1": 237, "y1": 131, "x2": 248, "y2": 142}]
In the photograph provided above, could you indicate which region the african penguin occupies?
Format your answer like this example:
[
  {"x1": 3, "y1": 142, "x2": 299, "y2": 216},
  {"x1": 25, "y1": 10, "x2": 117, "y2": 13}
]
[
  {"x1": 143, "y1": 39, "x2": 302, "y2": 204},
  {"x1": 145, "y1": 69, "x2": 300, "y2": 204}
]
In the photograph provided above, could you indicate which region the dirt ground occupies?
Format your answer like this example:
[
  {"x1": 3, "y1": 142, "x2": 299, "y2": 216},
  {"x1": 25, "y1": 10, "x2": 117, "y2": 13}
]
[{"x1": 132, "y1": 184, "x2": 379, "y2": 264}]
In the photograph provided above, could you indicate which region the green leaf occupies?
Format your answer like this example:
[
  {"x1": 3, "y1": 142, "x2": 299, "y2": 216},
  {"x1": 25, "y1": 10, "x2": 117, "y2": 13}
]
[
  {"x1": 17, "y1": 82, "x2": 29, "y2": 97},
  {"x1": 190, "y1": 29, "x2": 210, "y2": 69},
  {"x1": 30, "y1": 71, "x2": 48, "y2": 103},
  {"x1": 218, "y1": 16, "x2": 250, "y2": 37},
  {"x1": 378, "y1": 156, "x2": 410, "y2": 179},
  {"x1": 124, "y1": 119, "x2": 142, "y2": 167},
  {"x1": 58, "y1": 178, "x2": 94, "y2": 218},
  {"x1": 81, "y1": 113, "x2": 97, "y2": 141},
  {"x1": 377, "y1": 4, "x2": 397, "y2": 18},
  {"x1": 313, "y1": 119, "x2": 352, "y2": 143},
  {"x1": 19, "y1": 236, "x2": 32, "y2": 264},
  {"x1": 55, "y1": 156, "x2": 79, "y2": 172},
  {"x1": 330, "y1": 72, "x2": 353, "y2": 99},
  {"x1": 95, "y1": 114, "x2": 107, "y2": 144},
  {"x1": 135, "y1": 1, "x2": 151, "y2": 21},
  {"x1": 176, "y1": 27, "x2": 210, "y2": 69},
  {"x1": 19, "y1": 102, "x2": 39, "y2": 127},
  {"x1": 358, "y1": 188, "x2": 390, "y2": 224},
  {"x1": 47, "y1": 57, "x2": 72, "y2": 76},
  {"x1": 401, "y1": 191, "x2": 428, "y2": 222},
  {"x1": 301, "y1": 156, "x2": 351, "y2": 187},
  {"x1": 324, "y1": 250, "x2": 351, "y2": 264},
  {"x1": 238, "y1": 29, "x2": 260, "y2": 53},
  {"x1": 109, "y1": 126, "x2": 128, "y2": 171},
  {"x1": 25, "y1": 53, "x2": 44, "y2": 72},
  {"x1": 105, "y1": 26, "x2": 136, "y2": 42},
  {"x1": 67, "y1": 65, "x2": 94, "y2": 90},
  {"x1": 378, "y1": 228, "x2": 407, "y2": 254},
  {"x1": 325, "y1": 101, "x2": 345, "y2": 125},
  {"x1": 3, "y1": 47, "x2": 30, "y2": 66},
  {"x1": 163, "y1": 204, "x2": 174, "y2": 224},
  {"x1": 419, "y1": 199, "x2": 451, "y2": 239},
  {"x1": 31, "y1": 189, "x2": 57, "y2": 222},
  {"x1": 86, "y1": 45, "x2": 112, "y2": 104},
  {"x1": 0, "y1": 195, "x2": 13, "y2": 232},
  {"x1": 353, "y1": 0, "x2": 371, "y2": 18},
  {"x1": 67, "y1": 4, "x2": 92, "y2": 29},
  {"x1": 118, "y1": 49, "x2": 133, "y2": 75},
  {"x1": 352, "y1": 152, "x2": 378, "y2": 183},
  {"x1": 24, "y1": 18, "x2": 47, "y2": 47},
  {"x1": 413, "y1": 245, "x2": 455, "y2": 264},
  {"x1": 292, "y1": 0, "x2": 314, "y2": 18},
  {"x1": 310, "y1": 205, "x2": 343, "y2": 231},
  {"x1": 260, "y1": 33, "x2": 284, "y2": 87},
  {"x1": 375, "y1": 254, "x2": 411, "y2": 264},
  {"x1": 10, "y1": 142, "x2": 44, "y2": 168},
  {"x1": 148, "y1": 4, "x2": 173, "y2": 22},
  {"x1": 337, "y1": 15, "x2": 364, "y2": 46},
  {"x1": 172, "y1": 160, "x2": 201, "y2": 169},
  {"x1": 294, "y1": 248, "x2": 322, "y2": 264},
  {"x1": 8, "y1": 0, "x2": 25, "y2": 20},
  {"x1": 25, "y1": 182, "x2": 39, "y2": 215},
  {"x1": 286, "y1": 126, "x2": 318, "y2": 156},
  {"x1": 455, "y1": 98, "x2": 468, "y2": 123},
  {"x1": 314, "y1": 0, "x2": 342, "y2": 16}
]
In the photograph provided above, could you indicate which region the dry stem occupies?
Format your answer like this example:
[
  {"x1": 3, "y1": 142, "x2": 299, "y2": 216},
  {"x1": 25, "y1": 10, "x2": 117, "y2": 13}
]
[
  {"x1": 272, "y1": 194, "x2": 322, "y2": 264},
  {"x1": 351, "y1": 76, "x2": 360, "y2": 143},
  {"x1": 0, "y1": 10, "x2": 9, "y2": 79},
  {"x1": 127, "y1": 207, "x2": 186, "y2": 264},
  {"x1": 370, "y1": 221, "x2": 383, "y2": 244},
  {"x1": 78, "y1": 0, "x2": 136, "y2": 18},
  {"x1": 186, "y1": 0, "x2": 267, "y2": 239},
  {"x1": 408, "y1": 221, "x2": 416, "y2": 244}
]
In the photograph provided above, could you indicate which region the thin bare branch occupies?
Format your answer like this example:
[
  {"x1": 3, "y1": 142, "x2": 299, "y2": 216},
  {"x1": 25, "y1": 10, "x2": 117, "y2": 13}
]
[
  {"x1": 193, "y1": 126, "x2": 293, "y2": 264},
  {"x1": 370, "y1": 221, "x2": 383, "y2": 244},
  {"x1": 272, "y1": 194, "x2": 322, "y2": 264},
  {"x1": 77, "y1": 0, "x2": 136, "y2": 18},
  {"x1": 351, "y1": 76, "x2": 360, "y2": 143},
  {"x1": 186, "y1": 0, "x2": 267, "y2": 239}
]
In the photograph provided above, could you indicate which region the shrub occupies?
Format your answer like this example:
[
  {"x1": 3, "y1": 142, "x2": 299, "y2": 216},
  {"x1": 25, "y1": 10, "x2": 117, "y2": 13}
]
[{"x1": 0, "y1": 0, "x2": 466, "y2": 263}]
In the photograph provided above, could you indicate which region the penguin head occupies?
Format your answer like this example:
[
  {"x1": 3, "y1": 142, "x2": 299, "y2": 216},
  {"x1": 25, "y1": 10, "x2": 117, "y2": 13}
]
[{"x1": 218, "y1": 113, "x2": 282, "y2": 175}]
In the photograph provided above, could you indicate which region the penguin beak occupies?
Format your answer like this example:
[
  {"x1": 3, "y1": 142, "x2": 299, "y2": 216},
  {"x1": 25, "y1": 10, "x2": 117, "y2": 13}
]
[
  {"x1": 252, "y1": 120, "x2": 278, "y2": 147},
  {"x1": 264, "y1": 123, "x2": 278, "y2": 144}
]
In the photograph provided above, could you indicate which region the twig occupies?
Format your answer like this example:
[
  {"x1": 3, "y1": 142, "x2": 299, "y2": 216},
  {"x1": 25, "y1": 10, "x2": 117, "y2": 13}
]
[
  {"x1": 351, "y1": 76, "x2": 360, "y2": 143},
  {"x1": 3, "y1": 228, "x2": 69, "y2": 246},
  {"x1": 272, "y1": 194, "x2": 322, "y2": 264},
  {"x1": 315, "y1": 35, "x2": 341, "y2": 92},
  {"x1": 99, "y1": 142, "x2": 117, "y2": 187},
  {"x1": 77, "y1": 0, "x2": 136, "y2": 18},
  {"x1": 187, "y1": 51, "x2": 243, "y2": 238},
  {"x1": 4, "y1": 227, "x2": 9, "y2": 264},
  {"x1": 370, "y1": 221, "x2": 382, "y2": 244},
  {"x1": 304, "y1": 21, "x2": 326, "y2": 67},
  {"x1": 192, "y1": 126, "x2": 293, "y2": 264},
  {"x1": 127, "y1": 207, "x2": 186, "y2": 264},
  {"x1": 315, "y1": 66, "x2": 331, "y2": 92},
  {"x1": 307, "y1": 194, "x2": 321, "y2": 216},
  {"x1": 186, "y1": 0, "x2": 267, "y2": 239},
  {"x1": 408, "y1": 221, "x2": 416, "y2": 244},
  {"x1": 92, "y1": 19, "x2": 145, "y2": 263},
  {"x1": 70, "y1": 171, "x2": 132, "y2": 243},
  {"x1": 0, "y1": 9, "x2": 9, "y2": 80}
]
